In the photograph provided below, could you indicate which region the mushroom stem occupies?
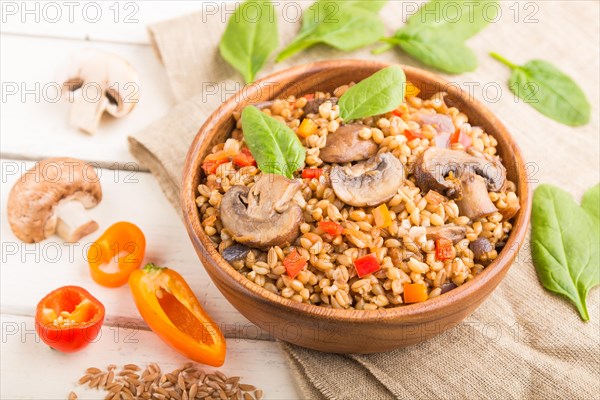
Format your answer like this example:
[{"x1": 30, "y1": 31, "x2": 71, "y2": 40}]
[
  {"x1": 69, "y1": 90, "x2": 109, "y2": 135},
  {"x1": 55, "y1": 200, "x2": 99, "y2": 242}
]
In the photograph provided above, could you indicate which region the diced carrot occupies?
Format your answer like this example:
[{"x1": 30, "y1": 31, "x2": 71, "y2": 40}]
[
  {"x1": 354, "y1": 253, "x2": 381, "y2": 278},
  {"x1": 435, "y1": 237, "x2": 455, "y2": 260},
  {"x1": 301, "y1": 168, "x2": 323, "y2": 180},
  {"x1": 232, "y1": 148, "x2": 256, "y2": 167},
  {"x1": 403, "y1": 283, "x2": 428, "y2": 303},
  {"x1": 283, "y1": 250, "x2": 307, "y2": 279},
  {"x1": 297, "y1": 118, "x2": 319, "y2": 138},
  {"x1": 373, "y1": 204, "x2": 392, "y2": 228},
  {"x1": 318, "y1": 221, "x2": 344, "y2": 236},
  {"x1": 202, "y1": 150, "x2": 230, "y2": 175}
]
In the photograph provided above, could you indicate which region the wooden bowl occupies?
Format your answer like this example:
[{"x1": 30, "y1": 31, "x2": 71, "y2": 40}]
[{"x1": 181, "y1": 60, "x2": 531, "y2": 353}]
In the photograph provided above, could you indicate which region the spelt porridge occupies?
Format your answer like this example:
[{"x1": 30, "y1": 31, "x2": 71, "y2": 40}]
[{"x1": 196, "y1": 82, "x2": 520, "y2": 310}]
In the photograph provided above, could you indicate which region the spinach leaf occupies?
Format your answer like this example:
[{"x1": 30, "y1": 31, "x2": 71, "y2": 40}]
[
  {"x1": 385, "y1": 27, "x2": 478, "y2": 74},
  {"x1": 241, "y1": 106, "x2": 305, "y2": 178},
  {"x1": 219, "y1": 0, "x2": 278, "y2": 83},
  {"x1": 338, "y1": 66, "x2": 406, "y2": 121},
  {"x1": 531, "y1": 184, "x2": 600, "y2": 321},
  {"x1": 581, "y1": 183, "x2": 599, "y2": 222},
  {"x1": 491, "y1": 53, "x2": 591, "y2": 126},
  {"x1": 276, "y1": 0, "x2": 386, "y2": 62},
  {"x1": 405, "y1": 0, "x2": 497, "y2": 40},
  {"x1": 376, "y1": 0, "x2": 497, "y2": 73}
]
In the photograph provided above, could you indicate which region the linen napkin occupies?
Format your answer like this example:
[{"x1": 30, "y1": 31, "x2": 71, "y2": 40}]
[{"x1": 129, "y1": 2, "x2": 600, "y2": 399}]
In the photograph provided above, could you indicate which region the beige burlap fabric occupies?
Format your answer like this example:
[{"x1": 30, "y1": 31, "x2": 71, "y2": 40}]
[{"x1": 129, "y1": 2, "x2": 600, "y2": 399}]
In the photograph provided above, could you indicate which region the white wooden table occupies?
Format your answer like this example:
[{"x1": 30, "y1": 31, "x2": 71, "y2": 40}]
[{"x1": 0, "y1": 2, "x2": 299, "y2": 398}]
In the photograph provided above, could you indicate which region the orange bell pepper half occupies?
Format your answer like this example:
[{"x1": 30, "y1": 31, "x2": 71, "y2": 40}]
[
  {"x1": 88, "y1": 222, "x2": 146, "y2": 288},
  {"x1": 128, "y1": 264, "x2": 226, "y2": 366}
]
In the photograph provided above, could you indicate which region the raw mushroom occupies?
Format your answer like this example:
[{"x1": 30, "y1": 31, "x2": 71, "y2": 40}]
[
  {"x1": 331, "y1": 153, "x2": 405, "y2": 207},
  {"x1": 58, "y1": 49, "x2": 140, "y2": 134},
  {"x1": 425, "y1": 225, "x2": 466, "y2": 244},
  {"x1": 414, "y1": 147, "x2": 506, "y2": 219},
  {"x1": 319, "y1": 124, "x2": 378, "y2": 164},
  {"x1": 303, "y1": 97, "x2": 338, "y2": 115},
  {"x1": 7, "y1": 158, "x2": 102, "y2": 243},
  {"x1": 220, "y1": 174, "x2": 303, "y2": 250}
]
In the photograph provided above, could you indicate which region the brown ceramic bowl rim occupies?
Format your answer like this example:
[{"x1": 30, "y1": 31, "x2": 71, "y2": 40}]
[{"x1": 181, "y1": 59, "x2": 531, "y2": 324}]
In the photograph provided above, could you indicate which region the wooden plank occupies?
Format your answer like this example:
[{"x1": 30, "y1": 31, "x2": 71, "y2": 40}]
[
  {"x1": 0, "y1": 159, "x2": 274, "y2": 340},
  {"x1": 0, "y1": 35, "x2": 175, "y2": 166},
  {"x1": 0, "y1": 314, "x2": 298, "y2": 400},
  {"x1": 0, "y1": 1, "x2": 204, "y2": 44}
]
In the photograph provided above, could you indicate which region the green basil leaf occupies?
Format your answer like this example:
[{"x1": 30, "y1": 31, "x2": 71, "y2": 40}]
[
  {"x1": 391, "y1": 27, "x2": 478, "y2": 74},
  {"x1": 405, "y1": 0, "x2": 498, "y2": 41},
  {"x1": 338, "y1": 65, "x2": 406, "y2": 121},
  {"x1": 531, "y1": 184, "x2": 600, "y2": 321},
  {"x1": 241, "y1": 106, "x2": 305, "y2": 178},
  {"x1": 582, "y1": 183, "x2": 600, "y2": 222},
  {"x1": 219, "y1": 0, "x2": 278, "y2": 83},
  {"x1": 277, "y1": 1, "x2": 385, "y2": 62},
  {"x1": 491, "y1": 54, "x2": 591, "y2": 126}
]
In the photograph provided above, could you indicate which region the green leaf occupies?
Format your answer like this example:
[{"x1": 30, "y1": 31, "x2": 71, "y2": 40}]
[
  {"x1": 405, "y1": 0, "x2": 498, "y2": 41},
  {"x1": 390, "y1": 27, "x2": 478, "y2": 74},
  {"x1": 491, "y1": 54, "x2": 591, "y2": 126},
  {"x1": 219, "y1": 0, "x2": 278, "y2": 83},
  {"x1": 241, "y1": 106, "x2": 305, "y2": 178},
  {"x1": 338, "y1": 65, "x2": 406, "y2": 121},
  {"x1": 531, "y1": 184, "x2": 600, "y2": 321},
  {"x1": 277, "y1": 0, "x2": 385, "y2": 62},
  {"x1": 378, "y1": 0, "x2": 497, "y2": 73},
  {"x1": 582, "y1": 184, "x2": 600, "y2": 222}
]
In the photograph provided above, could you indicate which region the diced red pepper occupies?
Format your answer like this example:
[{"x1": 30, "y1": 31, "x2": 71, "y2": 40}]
[
  {"x1": 435, "y1": 237, "x2": 455, "y2": 260},
  {"x1": 232, "y1": 148, "x2": 256, "y2": 167},
  {"x1": 303, "y1": 94, "x2": 315, "y2": 101},
  {"x1": 403, "y1": 283, "x2": 428, "y2": 303},
  {"x1": 283, "y1": 250, "x2": 307, "y2": 279},
  {"x1": 392, "y1": 109, "x2": 403, "y2": 117},
  {"x1": 354, "y1": 253, "x2": 381, "y2": 278},
  {"x1": 450, "y1": 129, "x2": 472, "y2": 149},
  {"x1": 404, "y1": 129, "x2": 425, "y2": 141},
  {"x1": 202, "y1": 150, "x2": 230, "y2": 175},
  {"x1": 318, "y1": 221, "x2": 344, "y2": 236},
  {"x1": 301, "y1": 168, "x2": 323, "y2": 180}
]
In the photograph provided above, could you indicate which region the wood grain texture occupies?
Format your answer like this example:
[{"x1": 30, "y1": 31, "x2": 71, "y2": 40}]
[
  {"x1": 0, "y1": 314, "x2": 297, "y2": 400},
  {"x1": 181, "y1": 60, "x2": 532, "y2": 353}
]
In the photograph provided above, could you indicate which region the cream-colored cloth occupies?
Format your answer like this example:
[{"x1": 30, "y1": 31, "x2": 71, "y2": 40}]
[{"x1": 129, "y1": 2, "x2": 600, "y2": 399}]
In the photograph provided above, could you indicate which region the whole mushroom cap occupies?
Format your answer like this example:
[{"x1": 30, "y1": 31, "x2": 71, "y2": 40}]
[{"x1": 7, "y1": 158, "x2": 102, "y2": 243}]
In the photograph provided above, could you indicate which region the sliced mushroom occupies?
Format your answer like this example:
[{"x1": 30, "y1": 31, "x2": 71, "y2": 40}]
[
  {"x1": 304, "y1": 96, "x2": 338, "y2": 115},
  {"x1": 331, "y1": 153, "x2": 405, "y2": 207},
  {"x1": 222, "y1": 244, "x2": 251, "y2": 264},
  {"x1": 415, "y1": 112, "x2": 455, "y2": 134},
  {"x1": 7, "y1": 158, "x2": 102, "y2": 243},
  {"x1": 469, "y1": 237, "x2": 494, "y2": 262},
  {"x1": 58, "y1": 49, "x2": 139, "y2": 134},
  {"x1": 220, "y1": 174, "x2": 303, "y2": 250},
  {"x1": 414, "y1": 147, "x2": 506, "y2": 198},
  {"x1": 456, "y1": 171, "x2": 499, "y2": 219},
  {"x1": 319, "y1": 124, "x2": 378, "y2": 164},
  {"x1": 425, "y1": 225, "x2": 467, "y2": 244}
]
